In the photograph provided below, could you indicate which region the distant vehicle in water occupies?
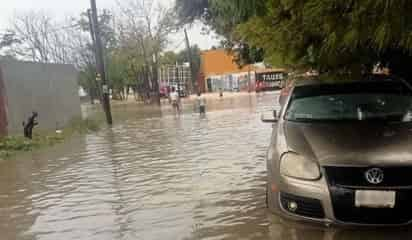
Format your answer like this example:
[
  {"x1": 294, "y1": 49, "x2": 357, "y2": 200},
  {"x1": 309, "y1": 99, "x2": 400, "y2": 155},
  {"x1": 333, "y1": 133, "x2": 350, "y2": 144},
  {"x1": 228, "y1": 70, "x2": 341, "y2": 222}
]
[
  {"x1": 159, "y1": 86, "x2": 169, "y2": 98},
  {"x1": 256, "y1": 70, "x2": 287, "y2": 92},
  {"x1": 262, "y1": 76, "x2": 412, "y2": 226},
  {"x1": 173, "y1": 84, "x2": 187, "y2": 98},
  {"x1": 162, "y1": 84, "x2": 187, "y2": 98}
]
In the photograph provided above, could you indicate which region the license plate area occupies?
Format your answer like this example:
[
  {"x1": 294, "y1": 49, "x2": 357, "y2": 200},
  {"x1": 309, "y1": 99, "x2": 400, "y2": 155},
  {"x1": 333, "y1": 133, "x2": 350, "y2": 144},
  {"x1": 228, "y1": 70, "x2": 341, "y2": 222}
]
[{"x1": 355, "y1": 190, "x2": 396, "y2": 208}]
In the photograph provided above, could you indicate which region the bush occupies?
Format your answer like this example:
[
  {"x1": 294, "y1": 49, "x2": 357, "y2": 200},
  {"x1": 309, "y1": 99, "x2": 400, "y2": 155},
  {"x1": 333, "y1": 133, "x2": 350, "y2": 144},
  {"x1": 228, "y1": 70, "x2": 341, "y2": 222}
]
[
  {"x1": 0, "y1": 118, "x2": 101, "y2": 160},
  {"x1": 0, "y1": 136, "x2": 35, "y2": 159}
]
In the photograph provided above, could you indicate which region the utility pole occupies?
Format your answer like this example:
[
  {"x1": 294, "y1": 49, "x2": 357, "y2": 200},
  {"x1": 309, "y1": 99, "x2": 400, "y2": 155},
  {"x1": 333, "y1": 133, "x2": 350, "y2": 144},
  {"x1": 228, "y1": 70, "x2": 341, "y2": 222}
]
[
  {"x1": 87, "y1": 9, "x2": 100, "y2": 104},
  {"x1": 89, "y1": 0, "x2": 113, "y2": 125},
  {"x1": 184, "y1": 29, "x2": 197, "y2": 94}
]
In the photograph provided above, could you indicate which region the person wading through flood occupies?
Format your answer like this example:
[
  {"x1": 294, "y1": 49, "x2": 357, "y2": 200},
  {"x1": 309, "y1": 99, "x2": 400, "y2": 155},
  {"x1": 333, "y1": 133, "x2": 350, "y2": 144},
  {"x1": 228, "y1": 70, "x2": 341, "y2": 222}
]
[
  {"x1": 169, "y1": 87, "x2": 180, "y2": 114},
  {"x1": 196, "y1": 92, "x2": 206, "y2": 116}
]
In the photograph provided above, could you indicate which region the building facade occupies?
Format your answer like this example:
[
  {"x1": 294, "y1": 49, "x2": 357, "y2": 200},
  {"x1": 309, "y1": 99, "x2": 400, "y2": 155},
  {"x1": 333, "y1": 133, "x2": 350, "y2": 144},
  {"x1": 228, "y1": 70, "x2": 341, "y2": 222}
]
[
  {"x1": 199, "y1": 49, "x2": 257, "y2": 93},
  {"x1": 158, "y1": 63, "x2": 191, "y2": 96},
  {"x1": 199, "y1": 49, "x2": 289, "y2": 93}
]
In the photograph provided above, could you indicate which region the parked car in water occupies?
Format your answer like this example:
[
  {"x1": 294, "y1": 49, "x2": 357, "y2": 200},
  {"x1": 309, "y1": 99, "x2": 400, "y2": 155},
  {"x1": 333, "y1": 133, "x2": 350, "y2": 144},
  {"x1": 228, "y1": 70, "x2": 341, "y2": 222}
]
[
  {"x1": 159, "y1": 86, "x2": 169, "y2": 98},
  {"x1": 262, "y1": 76, "x2": 412, "y2": 226},
  {"x1": 170, "y1": 84, "x2": 187, "y2": 98}
]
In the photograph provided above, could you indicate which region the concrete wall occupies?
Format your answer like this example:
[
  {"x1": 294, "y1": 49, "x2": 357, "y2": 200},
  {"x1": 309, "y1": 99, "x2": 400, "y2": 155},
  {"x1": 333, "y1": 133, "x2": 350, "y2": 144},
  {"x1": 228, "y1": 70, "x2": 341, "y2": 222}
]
[
  {"x1": 0, "y1": 60, "x2": 81, "y2": 134},
  {"x1": 0, "y1": 67, "x2": 7, "y2": 136}
]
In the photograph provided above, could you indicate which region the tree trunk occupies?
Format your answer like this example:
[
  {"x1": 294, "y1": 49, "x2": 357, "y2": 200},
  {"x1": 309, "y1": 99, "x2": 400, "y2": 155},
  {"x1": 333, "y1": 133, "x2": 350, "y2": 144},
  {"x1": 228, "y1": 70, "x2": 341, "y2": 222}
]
[{"x1": 151, "y1": 59, "x2": 161, "y2": 105}]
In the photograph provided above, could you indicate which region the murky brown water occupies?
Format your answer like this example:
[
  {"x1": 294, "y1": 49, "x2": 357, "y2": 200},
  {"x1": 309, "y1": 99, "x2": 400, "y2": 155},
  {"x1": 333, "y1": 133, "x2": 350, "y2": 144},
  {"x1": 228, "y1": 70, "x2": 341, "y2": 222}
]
[{"x1": 1, "y1": 92, "x2": 412, "y2": 240}]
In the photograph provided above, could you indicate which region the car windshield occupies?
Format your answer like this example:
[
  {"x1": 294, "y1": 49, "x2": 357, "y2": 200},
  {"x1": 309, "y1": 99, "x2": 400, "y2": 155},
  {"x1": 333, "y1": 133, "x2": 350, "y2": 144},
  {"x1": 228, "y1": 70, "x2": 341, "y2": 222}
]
[{"x1": 285, "y1": 81, "x2": 412, "y2": 122}]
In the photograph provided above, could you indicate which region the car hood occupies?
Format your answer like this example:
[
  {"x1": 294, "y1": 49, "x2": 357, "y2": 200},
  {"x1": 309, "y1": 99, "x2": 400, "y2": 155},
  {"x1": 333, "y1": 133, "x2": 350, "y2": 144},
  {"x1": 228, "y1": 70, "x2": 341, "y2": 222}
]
[{"x1": 284, "y1": 121, "x2": 412, "y2": 166}]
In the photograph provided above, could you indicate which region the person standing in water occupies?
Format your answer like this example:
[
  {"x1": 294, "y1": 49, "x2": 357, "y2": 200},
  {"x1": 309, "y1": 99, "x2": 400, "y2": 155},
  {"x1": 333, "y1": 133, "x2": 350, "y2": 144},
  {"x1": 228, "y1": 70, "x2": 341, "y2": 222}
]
[
  {"x1": 169, "y1": 87, "x2": 180, "y2": 114},
  {"x1": 196, "y1": 92, "x2": 206, "y2": 115}
]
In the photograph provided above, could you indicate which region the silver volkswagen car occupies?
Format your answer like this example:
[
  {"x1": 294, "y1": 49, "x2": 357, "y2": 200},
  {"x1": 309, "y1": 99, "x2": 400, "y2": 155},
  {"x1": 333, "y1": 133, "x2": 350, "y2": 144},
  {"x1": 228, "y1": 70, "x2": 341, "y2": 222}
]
[{"x1": 262, "y1": 76, "x2": 412, "y2": 226}]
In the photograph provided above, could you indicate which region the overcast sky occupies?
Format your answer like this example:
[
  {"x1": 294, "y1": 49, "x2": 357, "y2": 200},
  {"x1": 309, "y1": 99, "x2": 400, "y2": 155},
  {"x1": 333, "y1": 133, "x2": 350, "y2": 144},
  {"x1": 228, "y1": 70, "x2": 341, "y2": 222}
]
[{"x1": 0, "y1": 0, "x2": 221, "y2": 52}]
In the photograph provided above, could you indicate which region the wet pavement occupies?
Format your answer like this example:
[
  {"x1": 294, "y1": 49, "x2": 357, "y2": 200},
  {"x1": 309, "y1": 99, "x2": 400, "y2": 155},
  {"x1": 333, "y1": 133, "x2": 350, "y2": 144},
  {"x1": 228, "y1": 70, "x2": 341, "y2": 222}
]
[{"x1": 1, "y1": 92, "x2": 412, "y2": 240}]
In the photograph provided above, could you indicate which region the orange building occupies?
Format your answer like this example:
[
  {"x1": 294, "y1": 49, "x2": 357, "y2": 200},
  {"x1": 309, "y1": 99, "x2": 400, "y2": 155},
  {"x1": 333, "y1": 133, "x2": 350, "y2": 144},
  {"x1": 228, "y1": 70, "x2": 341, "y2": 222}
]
[{"x1": 199, "y1": 49, "x2": 257, "y2": 93}]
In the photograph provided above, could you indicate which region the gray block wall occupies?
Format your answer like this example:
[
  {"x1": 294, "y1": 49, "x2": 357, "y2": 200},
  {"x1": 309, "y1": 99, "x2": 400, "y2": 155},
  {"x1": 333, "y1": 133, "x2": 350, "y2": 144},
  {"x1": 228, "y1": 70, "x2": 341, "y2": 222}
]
[{"x1": 0, "y1": 60, "x2": 81, "y2": 134}]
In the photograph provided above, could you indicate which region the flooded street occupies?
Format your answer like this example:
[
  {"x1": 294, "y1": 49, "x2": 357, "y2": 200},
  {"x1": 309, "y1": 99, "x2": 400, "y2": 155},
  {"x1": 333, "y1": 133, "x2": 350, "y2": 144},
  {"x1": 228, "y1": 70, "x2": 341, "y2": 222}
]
[{"x1": 1, "y1": 92, "x2": 412, "y2": 240}]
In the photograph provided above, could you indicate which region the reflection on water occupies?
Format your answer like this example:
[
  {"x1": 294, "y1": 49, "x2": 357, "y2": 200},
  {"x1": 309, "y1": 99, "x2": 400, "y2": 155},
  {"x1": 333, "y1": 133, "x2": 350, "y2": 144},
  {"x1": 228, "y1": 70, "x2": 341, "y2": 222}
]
[{"x1": 0, "y1": 92, "x2": 411, "y2": 240}]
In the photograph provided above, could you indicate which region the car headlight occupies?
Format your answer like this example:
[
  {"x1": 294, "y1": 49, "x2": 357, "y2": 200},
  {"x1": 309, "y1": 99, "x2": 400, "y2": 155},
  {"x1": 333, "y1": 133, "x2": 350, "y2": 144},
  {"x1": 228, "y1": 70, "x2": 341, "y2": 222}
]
[{"x1": 280, "y1": 153, "x2": 320, "y2": 180}]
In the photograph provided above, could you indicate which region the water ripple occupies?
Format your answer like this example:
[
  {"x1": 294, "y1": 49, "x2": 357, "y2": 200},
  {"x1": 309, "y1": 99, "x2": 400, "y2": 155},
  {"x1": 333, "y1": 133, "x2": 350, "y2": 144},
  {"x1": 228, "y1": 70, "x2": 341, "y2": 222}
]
[{"x1": 2, "y1": 92, "x2": 393, "y2": 240}]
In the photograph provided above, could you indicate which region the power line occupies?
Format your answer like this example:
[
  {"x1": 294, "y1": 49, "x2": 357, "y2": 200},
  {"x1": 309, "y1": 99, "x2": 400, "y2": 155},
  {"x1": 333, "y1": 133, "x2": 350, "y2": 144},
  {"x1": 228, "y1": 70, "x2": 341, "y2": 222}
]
[
  {"x1": 50, "y1": 23, "x2": 82, "y2": 33},
  {"x1": 170, "y1": 38, "x2": 185, "y2": 50}
]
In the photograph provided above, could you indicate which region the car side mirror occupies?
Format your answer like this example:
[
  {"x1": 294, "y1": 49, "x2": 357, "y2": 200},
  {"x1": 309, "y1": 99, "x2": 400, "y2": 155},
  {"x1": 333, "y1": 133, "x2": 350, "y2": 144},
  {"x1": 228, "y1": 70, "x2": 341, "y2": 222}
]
[{"x1": 261, "y1": 110, "x2": 278, "y2": 123}]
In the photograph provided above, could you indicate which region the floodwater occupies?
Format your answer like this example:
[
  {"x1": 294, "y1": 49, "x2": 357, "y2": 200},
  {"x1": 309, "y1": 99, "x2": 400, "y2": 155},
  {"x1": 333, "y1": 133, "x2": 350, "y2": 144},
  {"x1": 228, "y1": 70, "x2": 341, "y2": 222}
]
[{"x1": 1, "y1": 92, "x2": 412, "y2": 240}]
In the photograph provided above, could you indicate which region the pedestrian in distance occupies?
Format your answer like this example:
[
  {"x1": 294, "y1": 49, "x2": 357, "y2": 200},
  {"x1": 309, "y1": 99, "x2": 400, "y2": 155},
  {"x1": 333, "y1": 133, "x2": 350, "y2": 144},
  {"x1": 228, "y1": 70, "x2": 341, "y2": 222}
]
[
  {"x1": 196, "y1": 92, "x2": 206, "y2": 116},
  {"x1": 169, "y1": 87, "x2": 180, "y2": 114}
]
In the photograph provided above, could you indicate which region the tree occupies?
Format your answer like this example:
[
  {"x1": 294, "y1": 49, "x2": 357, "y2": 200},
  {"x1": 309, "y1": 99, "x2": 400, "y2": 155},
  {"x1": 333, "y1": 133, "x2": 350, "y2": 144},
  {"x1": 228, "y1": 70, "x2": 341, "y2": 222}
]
[
  {"x1": 75, "y1": 9, "x2": 124, "y2": 103},
  {"x1": 159, "y1": 51, "x2": 178, "y2": 65},
  {"x1": 176, "y1": 45, "x2": 201, "y2": 81},
  {"x1": 235, "y1": 0, "x2": 412, "y2": 77},
  {"x1": 176, "y1": 0, "x2": 265, "y2": 65},
  {"x1": 175, "y1": 0, "x2": 208, "y2": 24},
  {"x1": 116, "y1": 0, "x2": 177, "y2": 104},
  {"x1": 158, "y1": 46, "x2": 202, "y2": 92},
  {"x1": 177, "y1": 0, "x2": 412, "y2": 79},
  {"x1": 7, "y1": 11, "x2": 79, "y2": 63},
  {"x1": 0, "y1": 30, "x2": 21, "y2": 54},
  {"x1": 2, "y1": 4, "x2": 181, "y2": 105}
]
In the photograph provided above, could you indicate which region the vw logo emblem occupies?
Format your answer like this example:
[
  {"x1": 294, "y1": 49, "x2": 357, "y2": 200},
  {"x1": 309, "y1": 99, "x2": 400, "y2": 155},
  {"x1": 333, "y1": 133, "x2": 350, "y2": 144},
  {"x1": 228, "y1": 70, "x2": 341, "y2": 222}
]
[{"x1": 365, "y1": 168, "x2": 384, "y2": 184}]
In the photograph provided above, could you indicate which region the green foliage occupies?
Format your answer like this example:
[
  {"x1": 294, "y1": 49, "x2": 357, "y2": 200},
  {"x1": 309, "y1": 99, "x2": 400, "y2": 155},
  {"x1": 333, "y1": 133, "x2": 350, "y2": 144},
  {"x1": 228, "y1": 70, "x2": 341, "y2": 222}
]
[
  {"x1": 175, "y1": 0, "x2": 208, "y2": 23},
  {"x1": 107, "y1": 51, "x2": 129, "y2": 91},
  {"x1": 160, "y1": 51, "x2": 178, "y2": 65},
  {"x1": 207, "y1": 0, "x2": 266, "y2": 37},
  {"x1": 76, "y1": 10, "x2": 118, "y2": 100},
  {"x1": 0, "y1": 137, "x2": 33, "y2": 152},
  {"x1": 78, "y1": 65, "x2": 98, "y2": 96},
  {"x1": 178, "y1": 0, "x2": 412, "y2": 78},
  {"x1": 78, "y1": 9, "x2": 117, "y2": 49},
  {"x1": 0, "y1": 135, "x2": 57, "y2": 159},
  {"x1": 177, "y1": 45, "x2": 202, "y2": 77},
  {"x1": 76, "y1": 9, "x2": 132, "y2": 100},
  {"x1": 0, "y1": 118, "x2": 100, "y2": 160},
  {"x1": 160, "y1": 45, "x2": 202, "y2": 79},
  {"x1": 176, "y1": 0, "x2": 266, "y2": 64}
]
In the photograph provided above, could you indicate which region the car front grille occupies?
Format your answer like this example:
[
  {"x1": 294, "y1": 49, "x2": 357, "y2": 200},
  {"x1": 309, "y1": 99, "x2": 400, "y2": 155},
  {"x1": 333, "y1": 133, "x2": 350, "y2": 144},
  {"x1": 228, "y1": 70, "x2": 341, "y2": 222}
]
[
  {"x1": 280, "y1": 192, "x2": 325, "y2": 219},
  {"x1": 324, "y1": 166, "x2": 412, "y2": 188},
  {"x1": 328, "y1": 186, "x2": 412, "y2": 224},
  {"x1": 325, "y1": 166, "x2": 412, "y2": 224}
]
